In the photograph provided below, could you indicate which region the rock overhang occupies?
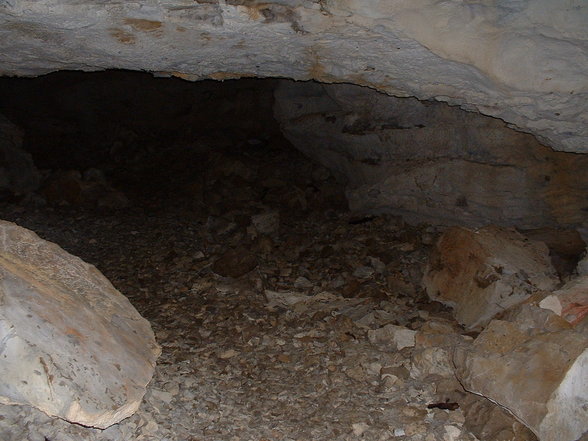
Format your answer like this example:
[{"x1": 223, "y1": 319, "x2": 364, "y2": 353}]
[{"x1": 0, "y1": 0, "x2": 587, "y2": 152}]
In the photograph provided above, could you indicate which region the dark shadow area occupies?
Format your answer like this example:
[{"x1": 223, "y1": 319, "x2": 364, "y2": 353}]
[{"x1": 0, "y1": 70, "x2": 346, "y2": 213}]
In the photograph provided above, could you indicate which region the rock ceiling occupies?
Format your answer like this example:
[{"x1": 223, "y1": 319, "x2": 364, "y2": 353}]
[{"x1": 1, "y1": 0, "x2": 587, "y2": 152}]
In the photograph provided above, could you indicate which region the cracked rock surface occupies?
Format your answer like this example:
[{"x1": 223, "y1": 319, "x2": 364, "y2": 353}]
[
  {"x1": 0, "y1": 220, "x2": 160, "y2": 429},
  {"x1": 1, "y1": 1, "x2": 587, "y2": 153}
]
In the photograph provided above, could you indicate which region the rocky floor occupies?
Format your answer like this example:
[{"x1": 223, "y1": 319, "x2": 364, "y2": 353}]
[{"x1": 0, "y1": 138, "x2": 531, "y2": 441}]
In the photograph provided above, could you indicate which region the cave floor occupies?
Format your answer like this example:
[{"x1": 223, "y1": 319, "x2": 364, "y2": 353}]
[{"x1": 0, "y1": 139, "x2": 483, "y2": 441}]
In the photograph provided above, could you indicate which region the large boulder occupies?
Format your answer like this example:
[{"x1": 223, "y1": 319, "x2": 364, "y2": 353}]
[
  {"x1": 0, "y1": 220, "x2": 160, "y2": 428},
  {"x1": 454, "y1": 318, "x2": 588, "y2": 441},
  {"x1": 422, "y1": 226, "x2": 559, "y2": 329}
]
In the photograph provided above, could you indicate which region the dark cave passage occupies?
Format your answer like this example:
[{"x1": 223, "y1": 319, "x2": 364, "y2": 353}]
[{"x1": 0, "y1": 70, "x2": 586, "y2": 441}]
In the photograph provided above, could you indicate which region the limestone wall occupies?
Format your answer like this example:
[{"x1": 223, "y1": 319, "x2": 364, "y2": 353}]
[
  {"x1": 0, "y1": 0, "x2": 586, "y2": 153},
  {"x1": 274, "y1": 81, "x2": 588, "y2": 230}
]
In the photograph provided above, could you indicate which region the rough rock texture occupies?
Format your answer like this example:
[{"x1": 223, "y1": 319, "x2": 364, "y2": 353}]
[
  {"x1": 0, "y1": 0, "x2": 587, "y2": 154},
  {"x1": 541, "y1": 275, "x2": 588, "y2": 326},
  {"x1": 0, "y1": 115, "x2": 40, "y2": 197},
  {"x1": 422, "y1": 226, "x2": 559, "y2": 329},
  {"x1": 454, "y1": 319, "x2": 588, "y2": 441},
  {"x1": 0, "y1": 220, "x2": 160, "y2": 428},
  {"x1": 274, "y1": 81, "x2": 588, "y2": 229},
  {"x1": 0, "y1": 134, "x2": 487, "y2": 441}
]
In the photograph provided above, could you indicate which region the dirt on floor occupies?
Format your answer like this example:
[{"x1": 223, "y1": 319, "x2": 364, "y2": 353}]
[{"x1": 0, "y1": 135, "x2": 532, "y2": 441}]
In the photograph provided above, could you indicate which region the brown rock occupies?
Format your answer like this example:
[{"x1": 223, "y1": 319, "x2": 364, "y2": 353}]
[
  {"x1": 521, "y1": 227, "x2": 585, "y2": 277},
  {"x1": 454, "y1": 319, "x2": 588, "y2": 441},
  {"x1": 422, "y1": 226, "x2": 558, "y2": 329},
  {"x1": 212, "y1": 246, "x2": 258, "y2": 278},
  {"x1": 460, "y1": 393, "x2": 538, "y2": 441}
]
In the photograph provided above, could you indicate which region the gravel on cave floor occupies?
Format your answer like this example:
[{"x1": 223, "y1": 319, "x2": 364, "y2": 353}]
[{"x1": 0, "y1": 140, "x2": 481, "y2": 441}]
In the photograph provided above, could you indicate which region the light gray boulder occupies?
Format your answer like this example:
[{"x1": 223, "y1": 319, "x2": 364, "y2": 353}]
[{"x1": 0, "y1": 220, "x2": 160, "y2": 428}]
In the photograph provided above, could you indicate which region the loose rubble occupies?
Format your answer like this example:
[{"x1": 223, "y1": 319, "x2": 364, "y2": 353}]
[{"x1": 0, "y1": 131, "x2": 585, "y2": 441}]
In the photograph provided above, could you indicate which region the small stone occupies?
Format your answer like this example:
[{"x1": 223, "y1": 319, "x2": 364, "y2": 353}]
[
  {"x1": 353, "y1": 266, "x2": 375, "y2": 279},
  {"x1": 294, "y1": 276, "x2": 313, "y2": 289},
  {"x1": 368, "y1": 324, "x2": 416, "y2": 350},
  {"x1": 277, "y1": 354, "x2": 291, "y2": 363},
  {"x1": 369, "y1": 257, "x2": 386, "y2": 274},
  {"x1": 393, "y1": 428, "x2": 405, "y2": 437},
  {"x1": 219, "y1": 349, "x2": 239, "y2": 359},
  {"x1": 352, "y1": 422, "x2": 369, "y2": 436},
  {"x1": 443, "y1": 425, "x2": 461, "y2": 441},
  {"x1": 410, "y1": 347, "x2": 455, "y2": 379},
  {"x1": 251, "y1": 210, "x2": 280, "y2": 235},
  {"x1": 150, "y1": 389, "x2": 174, "y2": 404},
  {"x1": 539, "y1": 294, "x2": 563, "y2": 316}
]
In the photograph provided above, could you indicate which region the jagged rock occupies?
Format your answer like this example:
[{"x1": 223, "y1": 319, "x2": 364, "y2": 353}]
[
  {"x1": 539, "y1": 275, "x2": 588, "y2": 326},
  {"x1": 422, "y1": 226, "x2": 559, "y2": 329},
  {"x1": 454, "y1": 319, "x2": 588, "y2": 441},
  {"x1": 0, "y1": 220, "x2": 160, "y2": 428},
  {"x1": 0, "y1": 115, "x2": 40, "y2": 197},
  {"x1": 501, "y1": 303, "x2": 572, "y2": 333},
  {"x1": 368, "y1": 324, "x2": 416, "y2": 351},
  {"x1": 458, "y1": 392, "x2": 538, "y2": 441},
  {"x1": 410, "y1": 320, "x2": 470, "y2": 380}
]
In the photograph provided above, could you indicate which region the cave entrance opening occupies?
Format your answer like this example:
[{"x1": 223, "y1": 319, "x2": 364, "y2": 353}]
[{"x1": 0, "y1": 69, "x2": 584, "y2": 441}]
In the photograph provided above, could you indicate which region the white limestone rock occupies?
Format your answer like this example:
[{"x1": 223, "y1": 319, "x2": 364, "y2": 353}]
[
  {"x1": 0, "y1": 220, "x2": 160, "y2": 428},
  {"x1": 368, "y1": 324, "x2": 416, "y2": 351},
  {"x1": 454, "y1": 319, "x2": 588, "y2": 441},
  {"x1": 0, "y1": 1, "x2": 586, "y2": 154},
  {"x1": 422, "y1": 226, "x2": 559, "y2": 329}
]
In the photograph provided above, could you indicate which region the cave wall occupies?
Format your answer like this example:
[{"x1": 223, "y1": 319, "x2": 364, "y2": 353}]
[
  {"x1": 0, "y1": 0, "x2": 587, "y2": 154},
  {"x1": 274, "y1": 81, "x2": 588, "y2": 230}
]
